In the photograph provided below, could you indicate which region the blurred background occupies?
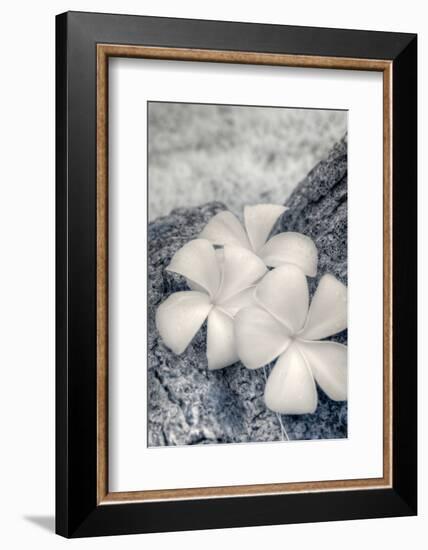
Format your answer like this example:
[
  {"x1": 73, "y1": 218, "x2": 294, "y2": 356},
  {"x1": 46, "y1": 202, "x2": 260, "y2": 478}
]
[{"x1": 148, "y1": 102, "x2": 347, "y2": 221}]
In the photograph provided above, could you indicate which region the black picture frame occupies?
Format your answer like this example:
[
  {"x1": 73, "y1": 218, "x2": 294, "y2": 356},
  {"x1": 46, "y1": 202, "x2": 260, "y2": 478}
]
[{"x1": 56, "y1": 11, "x2": 417, "y2": 538}]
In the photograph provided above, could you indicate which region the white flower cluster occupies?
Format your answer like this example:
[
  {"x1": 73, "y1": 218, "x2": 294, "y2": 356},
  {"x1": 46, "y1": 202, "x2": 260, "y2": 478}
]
[{"x1": 156, "y1": 204, "x2": 347, "y2": 415}]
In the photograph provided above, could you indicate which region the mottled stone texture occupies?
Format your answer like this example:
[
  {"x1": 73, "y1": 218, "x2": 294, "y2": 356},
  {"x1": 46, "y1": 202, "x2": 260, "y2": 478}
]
[
  {"x1": 147, "y1": 136, "x2": 348, "y2": 446},
  {"x1": 281, "y1": 134, "x2": 348, "y2": 291},
  {"x1": 275, "y1": 134, "x2": 348, "y2": 440}
]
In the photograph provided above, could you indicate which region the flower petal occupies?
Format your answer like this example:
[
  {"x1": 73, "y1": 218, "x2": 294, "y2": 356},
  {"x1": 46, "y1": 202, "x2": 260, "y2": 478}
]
[
  {"x1": 255, "y1": 264, "x2": 309, "y2": 333},
  {"x1": 166, "y1": 239, "x2": 220, "y2": 299},
  {"x1": 156, "y1": 291, "x2": 212, "y2": 354},
  {"x1": 185, "y1": 278, "x2": 205, "y2": 292},
  {"x1": 244, "y1": 204, "x2": 287, "y2": 253},
  {"x1": 264, "y1": 344, "x2": 318, "y2": 414},
  {"x1": 258, "y1": 232, "x2": 318, "y2": 276},
  {"x1": 297, "y1": 340, "x2": 347, "y2": 401},
  {"x1": 216, "y1": 245, "x2": 267, "y2": 304},
  {"x1": 199, "y1": 211, "x2": 251, "y2": 249},
  {"x1": 215, "y1": 247, "x2": 224, "y2": 266},
  {"x1": 235, "y1": 306, "x2": 290, "y2": 370},
  {"x1": 300, "y1": 274, "x2": 347, "y2": 340},
  {"x1": 218, "y1": 286, "x2": 256, "y2": 317},
  {"x1": 186, "y1": 248, "x2": 225, "y2": 292},
  {"x1": 207, "y1": 307, "x2": 239, "y2": 370}
]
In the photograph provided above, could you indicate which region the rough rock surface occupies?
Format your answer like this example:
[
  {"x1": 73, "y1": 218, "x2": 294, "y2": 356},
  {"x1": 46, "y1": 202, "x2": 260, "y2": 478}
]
[{"x1": 147, "y1": 136, "x2": 348, "y2": 446}]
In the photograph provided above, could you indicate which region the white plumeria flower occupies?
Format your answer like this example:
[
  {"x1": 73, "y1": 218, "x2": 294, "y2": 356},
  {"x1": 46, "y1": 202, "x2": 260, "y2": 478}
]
[
  {"x1": 156, "y1": 239, "x2": 267, "y2": 370},
  {"x1": 200, "y1": 204, "x2": 318, "y2": 276},
  {"x1": 235, "y1": 264, "x2": 348, "y2": 415}
]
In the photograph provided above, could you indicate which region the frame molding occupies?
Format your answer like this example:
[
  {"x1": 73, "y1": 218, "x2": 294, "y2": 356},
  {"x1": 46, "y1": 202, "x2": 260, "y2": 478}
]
[
  {"x1": 96, "y1": 43, "x2": 393, "y2": 505},
  {"x1": 56, "y1": 11, "x2": 417, "y2": 537}
]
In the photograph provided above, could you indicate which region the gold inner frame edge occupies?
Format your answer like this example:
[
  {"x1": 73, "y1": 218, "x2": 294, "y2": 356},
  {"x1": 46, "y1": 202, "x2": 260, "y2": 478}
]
[{"x1": 96, "y1": 44, "x2": 393, "y2": 505}]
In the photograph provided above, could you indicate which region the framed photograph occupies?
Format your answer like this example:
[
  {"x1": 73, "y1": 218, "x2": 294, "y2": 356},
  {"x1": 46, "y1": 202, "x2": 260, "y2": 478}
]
[{"x1": 56, "y1": 11, "x2": 417, "y2": 538}]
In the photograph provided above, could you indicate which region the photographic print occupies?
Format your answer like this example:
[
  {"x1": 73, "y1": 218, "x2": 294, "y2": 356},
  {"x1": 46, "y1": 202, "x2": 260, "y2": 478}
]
[{"x1": 148, "y1": 102, "x2": 348, "y2": 447}]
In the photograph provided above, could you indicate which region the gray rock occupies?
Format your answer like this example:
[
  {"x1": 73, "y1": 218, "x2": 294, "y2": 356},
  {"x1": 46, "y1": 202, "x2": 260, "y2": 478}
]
[
  {"x1": 148, "y1": 135, "x2": 348, "y2": 446},
  {"x1": 274, "y1": 134, "x2": 348, "y2": 440}
]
